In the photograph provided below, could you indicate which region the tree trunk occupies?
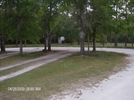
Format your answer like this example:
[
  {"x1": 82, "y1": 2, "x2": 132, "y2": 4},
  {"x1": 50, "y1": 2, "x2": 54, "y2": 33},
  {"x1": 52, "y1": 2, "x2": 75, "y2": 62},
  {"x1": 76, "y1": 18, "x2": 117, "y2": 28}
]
[
  {"x1": 43, "y1": 33, "x2": 47, "y2": 52},
  {"x1": 47, "y1": 2, "x2": 52, "y2": 51},
  {"x1": 93, "y1": 28, "x2": 96, "y2": 52},
  {"x1": 43, "y1": 7, "x2": 47, "y2": 52},
  {"x1": 0, "y1": 31, "x2": 6, "y2": 52},
  {"x1": 0, "y1": 37, "x2": 5, "y2": 52},
  {"x1": 80, "y1": 32, "x2": 85, "y2": 55},
  {"x1": 20, "y1": 39, "x2": 23, "y2": 54},
  {"x1": 79, "y1": 10, "x2": 85, "y2": 55},
  {"x1": 125, "y1": 34, "x2": 127, "y2": 47},
  {"x1": 1, "y1": 7, "x2": 6, "y2": 52},
  {"x1": 48, "y1": 33, "x2": 51, "y2": 51},
  {"x1": 114, "y1": 34, "x2": 118, "y2": 47},
  {"x1": 88, "y1": 33, "x2": 90, "y2": 54},
  {"x1": 102, "y1": 40, "x2": 105, "y2": 47}
]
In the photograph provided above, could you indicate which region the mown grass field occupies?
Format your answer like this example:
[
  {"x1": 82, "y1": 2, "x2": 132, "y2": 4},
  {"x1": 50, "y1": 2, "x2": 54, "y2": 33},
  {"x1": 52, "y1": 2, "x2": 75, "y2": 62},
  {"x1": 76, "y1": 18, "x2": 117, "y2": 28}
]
[{"x1": 0, "y1": 51, "x2": 128, "y2": 100}]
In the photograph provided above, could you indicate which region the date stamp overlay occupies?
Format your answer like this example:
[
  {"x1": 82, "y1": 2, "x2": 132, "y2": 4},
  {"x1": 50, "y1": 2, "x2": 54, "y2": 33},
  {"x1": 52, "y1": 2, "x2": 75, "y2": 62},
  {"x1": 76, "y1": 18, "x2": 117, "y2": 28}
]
[{"x1": 8, "y1": 87, "x2": 42, "y2": 92}]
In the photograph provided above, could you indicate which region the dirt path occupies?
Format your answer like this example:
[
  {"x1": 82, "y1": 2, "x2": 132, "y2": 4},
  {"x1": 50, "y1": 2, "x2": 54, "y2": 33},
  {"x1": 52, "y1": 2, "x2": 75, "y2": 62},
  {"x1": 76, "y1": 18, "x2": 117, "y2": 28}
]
[
  {"x1": 0, "y1": 51, "x2": 73, "y2": 82},
  {"x1": 0, "y1": 51, "x2": 69, "y2": 71},
  {"x1": 0, "y1": 52, "x2": 19, "y2": 59}
]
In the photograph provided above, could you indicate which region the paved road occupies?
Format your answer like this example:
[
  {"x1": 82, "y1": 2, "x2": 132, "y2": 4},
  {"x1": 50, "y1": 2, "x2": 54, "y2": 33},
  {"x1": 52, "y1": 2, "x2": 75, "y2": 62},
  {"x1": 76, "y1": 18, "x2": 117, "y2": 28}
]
[{"x1": 0, "y1": 47, "x2": 134, "y2": 100}]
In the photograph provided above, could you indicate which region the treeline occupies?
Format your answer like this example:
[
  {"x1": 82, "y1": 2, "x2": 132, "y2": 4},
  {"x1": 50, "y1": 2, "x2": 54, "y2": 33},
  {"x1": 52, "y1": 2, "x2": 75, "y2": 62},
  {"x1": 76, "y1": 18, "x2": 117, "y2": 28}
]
[{"x1": 0, "y1": 0, "x2": 134, "y2": 54}]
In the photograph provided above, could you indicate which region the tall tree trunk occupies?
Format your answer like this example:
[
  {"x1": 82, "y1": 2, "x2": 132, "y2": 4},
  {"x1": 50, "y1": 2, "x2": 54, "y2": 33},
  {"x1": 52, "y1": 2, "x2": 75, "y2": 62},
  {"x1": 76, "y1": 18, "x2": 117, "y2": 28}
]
[
  {"x1": 48, "y1": 33, "x2": 51, "y2": 51},
  {"x1": 47, "y1": 2, "x2": 52, "y2": 51},
  {"x1": 16, "y1": 0, "x2": 23, "y2": 54},
  {"x1": 44, "y1": 33, "x2": 47, "y2": 52},
  {"x1": 88, "y1": 33, "x2": 90, "y2": 54},
  {"x1": 1, "y1": 2, "x2": 6, "y2": 52},
  {"x1": 0, "y1": 37, "x2": 5, "y2": 52},
  {"x1": 0, "y1": 31, "x2": 6, "y2": 52},
  {"x1": 20, "y1": 39, "x2": 23, "y2": 54},
  {"x1": 79, "y1": 32, "x2": 85, "y2": 55},
  {"x1": 93, "y1": 28, "x2": 96, "y2": 52},
  {"x1": 102, "y1": 40, "x2": 105, "y2": 47},
  {"x1": 43, "y1": 9, "x2": 47, "y2": 52},
  {"x1": 114, "y1": 34, "x2": 118, "y2": 47},
  {"x1": 125, "y1": 34, "x2": 127, "y2": 47},
  {"x1": 79, "y1": 10, "x2": 85, "y2": 55},
  {"x1": 114, "y1": 3, "x2": 118, "y2": 48}
]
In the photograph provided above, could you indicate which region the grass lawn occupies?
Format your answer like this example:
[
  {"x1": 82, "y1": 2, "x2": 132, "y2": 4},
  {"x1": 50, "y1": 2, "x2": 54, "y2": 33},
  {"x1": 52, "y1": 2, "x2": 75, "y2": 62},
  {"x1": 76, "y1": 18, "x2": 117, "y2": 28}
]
[{"x1": 0, "y1": 51, "x2": 128, "y2": 100}]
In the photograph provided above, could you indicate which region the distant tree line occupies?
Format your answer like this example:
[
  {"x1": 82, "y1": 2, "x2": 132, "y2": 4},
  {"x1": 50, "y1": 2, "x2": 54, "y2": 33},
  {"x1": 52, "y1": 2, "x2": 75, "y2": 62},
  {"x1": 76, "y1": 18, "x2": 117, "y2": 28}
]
[{"x1": 0, "y1": 0, "x2": 134, "y2": 55}]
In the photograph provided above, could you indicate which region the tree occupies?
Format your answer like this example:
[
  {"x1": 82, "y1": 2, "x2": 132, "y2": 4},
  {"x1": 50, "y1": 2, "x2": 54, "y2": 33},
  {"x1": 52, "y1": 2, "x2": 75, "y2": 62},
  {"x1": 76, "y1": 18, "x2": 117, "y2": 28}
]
[
  {"x1": 12, "y1": 0, "x2": 40, "y2": 54},
  {"x1": 0, "y1": 0, "x2": 8, "y2": 52},
  {"x1": 127, "y1": 0, "x2": 134, "y2": 46},
  {"x1": 89, "y1": 0, "x2": 114, "y2": 51},
  {"x1": 108, "y1": 0, "x2": 129, "y2": 47},
  {"x1": 63, "y1": 0, "x2": 88, "y2": 55},
  {"x1": 0, "y1": 0, "x2": 40, "y2": 54},
  {"x1": 39, "y1": 0, "x2": 62, "y2": 51},
  {"x1": 0, "y1": 0, "x2": 15, "y2": 52}
]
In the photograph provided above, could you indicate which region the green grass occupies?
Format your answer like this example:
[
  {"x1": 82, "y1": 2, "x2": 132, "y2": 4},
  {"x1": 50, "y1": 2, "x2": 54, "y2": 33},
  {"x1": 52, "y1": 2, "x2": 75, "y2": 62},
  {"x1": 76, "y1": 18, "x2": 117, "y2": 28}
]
[{"x1": 0, "y1": 51, "x2": 128, "y2": 100}]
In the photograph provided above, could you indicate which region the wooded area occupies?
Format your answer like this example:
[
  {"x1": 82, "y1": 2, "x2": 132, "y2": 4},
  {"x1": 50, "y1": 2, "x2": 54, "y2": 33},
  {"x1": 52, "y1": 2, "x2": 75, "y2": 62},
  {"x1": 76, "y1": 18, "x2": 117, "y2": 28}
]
[{"x1": 0, "y1": 0, "x2": 134, "y2": 55}]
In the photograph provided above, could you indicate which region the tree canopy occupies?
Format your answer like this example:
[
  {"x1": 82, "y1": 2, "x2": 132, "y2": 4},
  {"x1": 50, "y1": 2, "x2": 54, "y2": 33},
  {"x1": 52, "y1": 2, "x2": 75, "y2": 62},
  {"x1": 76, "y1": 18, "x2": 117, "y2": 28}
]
[{"x1": 0, "y1": 0, "x2": 134, "y2": 54}]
